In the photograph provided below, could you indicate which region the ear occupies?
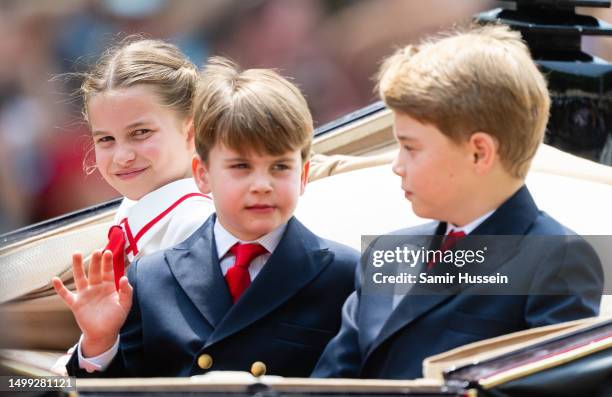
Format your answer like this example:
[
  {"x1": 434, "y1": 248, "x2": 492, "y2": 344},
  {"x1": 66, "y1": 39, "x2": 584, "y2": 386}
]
[
  {"x1": 192, "y1": 154, "x2": 212, "y2": 194},
  {"x1": 299, "y1": 161, "x2": 310, "y2": 195},
  {"x1": 184, "y1": 118, "x2": 195, "y2": 150},
  {"x1": 468, "y1": 132, "x2": 497, "y2": 174}
]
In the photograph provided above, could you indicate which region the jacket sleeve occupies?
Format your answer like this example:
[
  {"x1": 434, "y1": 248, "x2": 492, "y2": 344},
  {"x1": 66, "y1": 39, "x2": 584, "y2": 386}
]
[{"x1": 311, "y1": 268, "x2": 363, "y2": 378}]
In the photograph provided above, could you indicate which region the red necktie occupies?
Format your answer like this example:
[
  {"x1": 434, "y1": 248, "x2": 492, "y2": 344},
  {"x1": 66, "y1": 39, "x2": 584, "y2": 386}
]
[
  {"x1": 105, "y1": 225, "x2": 126, "y2": 290},
  {"x1": 225, "y1": 243, "x2": 267, "y2": 303},
  {"x1": 427, "y1": 229, "x2": 466, "y2": 270}
]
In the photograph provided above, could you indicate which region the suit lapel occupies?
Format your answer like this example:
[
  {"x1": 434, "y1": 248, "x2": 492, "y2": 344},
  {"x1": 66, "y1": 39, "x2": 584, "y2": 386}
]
[
  {"x1": 364, "y1": 292, "x2": 455, "y2": 362},
  {"x1": 471, "y1": 185, "x2": 539, "y2": 236},
  {"x1": 363, "y1": 186, "x2": 539, "y2": 360},
  {"x1": 363, "y1": 233, "x2": 454, "y2": 360},
  {"x1": 446, "y1": 185, "x2": 539, "y2": 277},
  {"x1": 364, "y1": 236, "x2": 520, "y2": 362},
  {"x1": 165, "y1": 214, "x2": 233, "y2": 328},
  {"x1": 361, "y1": 227, "x2": 443, "y2": 358},
  {"x1": 205, "y1": 217, "x2": 333, "y2": 347}
]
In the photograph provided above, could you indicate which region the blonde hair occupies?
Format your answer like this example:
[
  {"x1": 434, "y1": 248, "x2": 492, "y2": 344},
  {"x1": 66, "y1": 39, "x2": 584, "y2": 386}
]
[
  {"x1": 378, "y1": 24, "x2": 550, "y2": 179},
  {"x1": 194, "y1": 57, "x2": 313, "y2": 163},
  {"x1": 81, "y1": 37, "x2": 198, "y2": 122}
]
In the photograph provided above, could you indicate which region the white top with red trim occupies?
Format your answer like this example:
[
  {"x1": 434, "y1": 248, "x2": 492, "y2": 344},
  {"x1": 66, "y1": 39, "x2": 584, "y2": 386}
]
[
  {"x1": 113, "y1": 178, "x2": 214, "y2": 263},
  {"x1": 51, "y1": 178, "x2": 214, "y2": 375}
]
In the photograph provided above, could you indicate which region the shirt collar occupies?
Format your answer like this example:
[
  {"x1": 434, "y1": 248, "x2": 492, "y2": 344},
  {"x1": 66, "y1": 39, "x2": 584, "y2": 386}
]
[
  {"x1": 445, "y1": 209, "x2": 495, "y2": 236},
  {"x1": 118, "y1": 178, "x2": 204, "y2": 229},
  {"x1": 214, "y1": 218, "x2": 287, "y2": 259}
]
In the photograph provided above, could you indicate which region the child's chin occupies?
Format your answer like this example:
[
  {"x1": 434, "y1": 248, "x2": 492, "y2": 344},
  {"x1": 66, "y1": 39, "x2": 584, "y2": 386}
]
[
  {"x1": 245, "y1": 222, "x2": 280, "y2": 238},
  {"x1": 410, "y1": 203, "x2": 431, "y2": 219}
]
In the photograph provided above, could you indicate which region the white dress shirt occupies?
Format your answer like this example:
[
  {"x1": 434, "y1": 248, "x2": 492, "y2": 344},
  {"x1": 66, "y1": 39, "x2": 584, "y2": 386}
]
[
  {"x1": 214, "y1": 218, "x2": 286, "y2": 279},
  {"x1": 444, "y1": 210, "x2": 495, "y2": 236},
  {"x1": 77, "y1": 218, "x2": 287, "y2": 373}
]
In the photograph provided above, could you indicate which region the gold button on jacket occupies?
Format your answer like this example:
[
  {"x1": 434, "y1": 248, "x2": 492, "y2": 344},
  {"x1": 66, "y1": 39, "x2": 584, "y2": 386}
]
[
  {"x1": 197, "y1": 354, "x2": 213, "y2": 370},
  {"x1": 250, "y1": 361, "x2": 267, "y2": 377}
]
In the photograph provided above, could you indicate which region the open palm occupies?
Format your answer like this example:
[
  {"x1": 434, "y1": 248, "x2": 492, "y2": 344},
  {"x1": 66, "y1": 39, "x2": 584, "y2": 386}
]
[{"x1": 53, "y1": 250, "x2": 133, "y2": 356}]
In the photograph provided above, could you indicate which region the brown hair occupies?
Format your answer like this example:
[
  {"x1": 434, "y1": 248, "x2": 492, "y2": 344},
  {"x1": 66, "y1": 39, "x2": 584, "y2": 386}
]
[
  {"x1": 194, "y1": 57, "x2": 313, "y2": 163},
  {"x1": 81, "y1": 37, "x2": 198, "y2": 122},
  {"x1": 378, "y1": 24, "x2": 550, "y2": 179}
]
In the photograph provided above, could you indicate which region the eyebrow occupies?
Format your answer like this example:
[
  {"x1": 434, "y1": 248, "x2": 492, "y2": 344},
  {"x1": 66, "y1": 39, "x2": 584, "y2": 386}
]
[
  {"x1": 91, "y1": 120, "x2": 152, "y2": 136},
  {"x1": 272, "y1": 157, "x2": 296, "y2": 162},
  {"x1": 223, "y1": 157, "x2": 250, "y2": 162},
  {"x1": 396, "y1": 135, "x2": 417, "y2": 143},
  {"x1": 223, "y1": 156, "x2": 296, "y2": 162}
]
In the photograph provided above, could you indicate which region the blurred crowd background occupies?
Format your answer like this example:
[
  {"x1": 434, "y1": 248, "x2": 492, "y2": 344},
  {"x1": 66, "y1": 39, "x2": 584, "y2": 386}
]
[{"x1": 0, "y1": 0, "x2": 610, "y2": 234}]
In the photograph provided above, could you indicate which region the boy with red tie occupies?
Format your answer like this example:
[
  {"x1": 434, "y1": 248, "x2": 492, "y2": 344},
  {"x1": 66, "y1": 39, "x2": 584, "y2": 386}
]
[
  {"x1": 56, "y1": 57, "x2": 358, "y2": 377},
  {"x1": 313, "y1": 25, "x2": 603, "y2": 379}
]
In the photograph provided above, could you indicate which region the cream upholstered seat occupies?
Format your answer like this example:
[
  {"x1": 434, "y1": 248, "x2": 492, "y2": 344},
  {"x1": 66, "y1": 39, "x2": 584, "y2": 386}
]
[
  {"x1": 298, "y1": 143, "x2": 612, "y2": 316},
  {"x1": 1, "y1": 100, "x2": 611, "y2": 350}
]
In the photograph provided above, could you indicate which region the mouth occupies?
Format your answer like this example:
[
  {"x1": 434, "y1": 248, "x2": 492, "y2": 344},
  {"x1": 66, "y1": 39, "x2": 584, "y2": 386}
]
[
  {"x1": 403, "y1": 189, "x2": 413, "y2": 199},
  {"x1": 245, "y1": 204, "x2": 276, "y2": 213},
  {"x1": 114, "y1": 167, "x2": 149, "y2": 180}
]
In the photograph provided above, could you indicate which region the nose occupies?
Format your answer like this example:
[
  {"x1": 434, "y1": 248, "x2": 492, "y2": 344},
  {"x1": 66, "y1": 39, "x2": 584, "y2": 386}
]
[
  {"x1": 113, "y1": 144, "x2": 136, "y2": 166},
  {"x1": 391, "y1": 153, "x2": 404, "y2": 177},
  {"x1": 250, "y1": 171, "x2": 273, "y2": 194}
]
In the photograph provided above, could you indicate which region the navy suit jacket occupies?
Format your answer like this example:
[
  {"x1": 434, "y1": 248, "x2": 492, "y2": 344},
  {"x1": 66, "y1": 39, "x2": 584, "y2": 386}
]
[
  {"x1": 68, "y1": 215, "x2": 358, "y2": 377},
  {"x1": 312, "y1": 186, "x2": 603, "y2": 379}
]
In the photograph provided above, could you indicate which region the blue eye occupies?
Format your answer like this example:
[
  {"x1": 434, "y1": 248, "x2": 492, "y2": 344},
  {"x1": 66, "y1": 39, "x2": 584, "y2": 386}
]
[{"x1": 231, "y1": 163, "x2": 249, "y2": 169}]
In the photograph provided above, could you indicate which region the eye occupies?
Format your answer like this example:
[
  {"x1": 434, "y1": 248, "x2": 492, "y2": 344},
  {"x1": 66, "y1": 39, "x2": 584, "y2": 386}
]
[
  {"x1": 230, "y1": 163, "x2": 249, "y2": 169},
  {"x1": 272, "y1": 163, "x2": 290, "y2": 171},
  {"x1": 95, "y1": 136, "x2": 114, "y2": 144},
  {"x1": 133, "y1": 129, "x2": 152, "y2": 138},
  {"x1": 403, "y1": 145, "x2": 414, "y2": 152}
]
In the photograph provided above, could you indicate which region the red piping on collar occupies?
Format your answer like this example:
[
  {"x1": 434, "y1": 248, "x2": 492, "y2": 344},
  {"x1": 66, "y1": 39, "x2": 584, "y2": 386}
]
[{"x1": 124, "y1": 192, "x2": 211, "y2": 256}]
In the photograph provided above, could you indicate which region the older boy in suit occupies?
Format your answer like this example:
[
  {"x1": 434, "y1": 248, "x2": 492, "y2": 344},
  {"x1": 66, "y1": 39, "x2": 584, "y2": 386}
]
[
  {"x1": 57, "y1": 58, "x2": 357, "y2": 377},
  {"x1": 312, "y1": 25, "x2": 603, "y2": 379}
]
